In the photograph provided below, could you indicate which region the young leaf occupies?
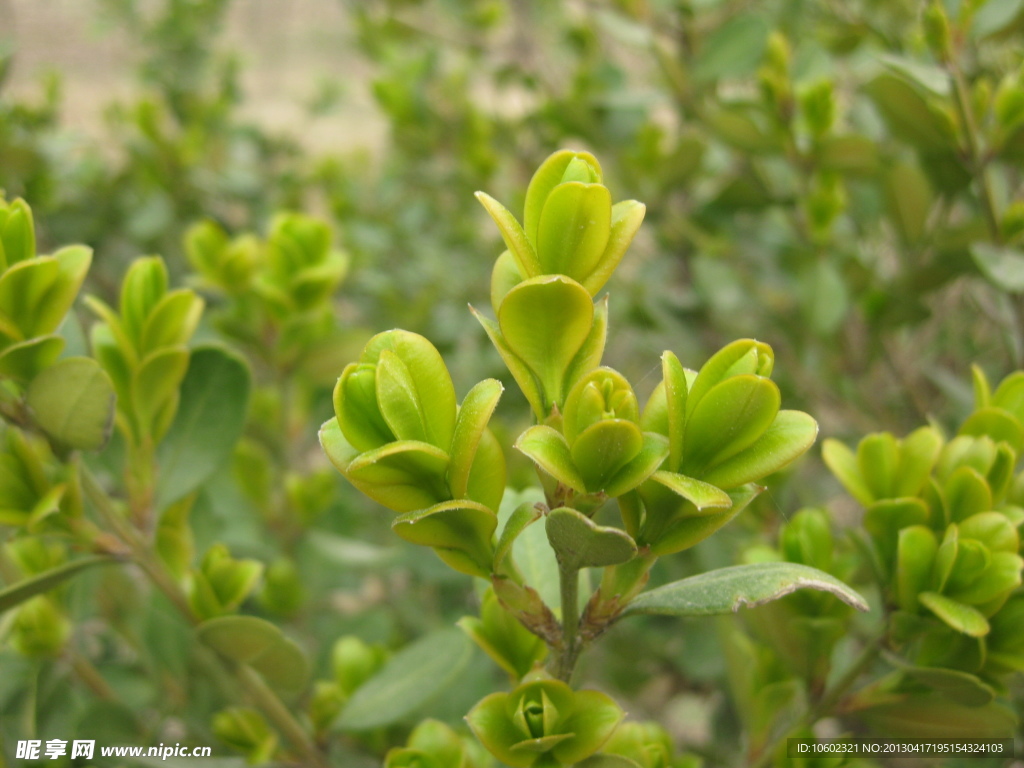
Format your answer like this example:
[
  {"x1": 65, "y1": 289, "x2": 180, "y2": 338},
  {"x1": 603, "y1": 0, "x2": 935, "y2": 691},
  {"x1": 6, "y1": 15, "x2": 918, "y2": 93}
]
[
  {"x1": 700, "y1": 410, "x2": 818, "y2": 490},
  {"x1": 498, "y1": 276, "x2": 594, "y2": 409},
  {"x1": 132, "y1": 346, "x2": 189, "y2": 437},
  {"x1": 471, "y1": 306, "x2": 546, "y2": 421},
  {"x1": 448, "y1": 379, "x2": 503, "y2": 500},
  {"x1": 475, "y1": 192, "x2": 542, "y2": 278},
  {"x1": 362, "y1": 331, "x2": 457, "y2": 452},
  {"x1": 582, "y1": 201, "x2": 646, "y2": 296},
  {"x1": 622, "y1": 562, "x2": 868, "y2": 618},
  {"x1": 649, "y1": 471, "x2": 732, "y2": 513},
  {"x1": 571, "y1": 420, "x2": 644, "y2": 492},
  {"x1": 515, "y1": 425, "x2": 587, "y2": 493},
  {"x1": 681, "y1": 375, "x2": 780, "y2": 475},
  {"x1": 602, "y1": 433, "x2": 669, "y2": 498},
  {"x1": 536, "y1": 182, "x2": 611, "y2": 280},
  {"x1": 918, "y1": 591, "x2": 990, "y2": 637},
  {"x1": 523, "y1": 150, "x2": 602, "y2": 247},
  {"x1": 897, "y1": 525, "x2": 938, "y2": 612},
  {"x1": 822, "y1": 438, "x2": 874, "y2": 507},
  {"x1": 392, "y1": 500, "x2": 498, "y2": 578},
  {"x1": 647, "y1": 484, "x2": 762, "y2": 555},
  {"x1": 343, "y1": 439, "x2": 451, "y2": 513},
  {"x1": 0, "y1": 258, "x2": 59, "y2": 337},
  {"x1": 660, "y1": 351, "x2": 688, "y2": 472},
  {"x1": 563, "y1": 296, "x2": 608, "y2": 396}
]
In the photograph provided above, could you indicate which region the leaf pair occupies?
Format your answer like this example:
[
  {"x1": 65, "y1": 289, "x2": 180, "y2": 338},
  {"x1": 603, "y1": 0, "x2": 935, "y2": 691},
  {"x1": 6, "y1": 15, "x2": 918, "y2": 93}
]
[
  {"x1": 635, "y1": 342, "x2": 817, "y2": 554},
  {"x1": 897, "y1": 513, "x2": 1022, "y2": 637}
]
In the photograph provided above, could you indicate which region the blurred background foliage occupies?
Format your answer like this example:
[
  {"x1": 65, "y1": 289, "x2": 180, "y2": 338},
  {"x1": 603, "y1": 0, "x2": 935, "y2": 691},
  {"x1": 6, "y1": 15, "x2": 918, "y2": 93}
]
[{"x1": 0, "y1": 0, "x2": 1023, "y2": 765}]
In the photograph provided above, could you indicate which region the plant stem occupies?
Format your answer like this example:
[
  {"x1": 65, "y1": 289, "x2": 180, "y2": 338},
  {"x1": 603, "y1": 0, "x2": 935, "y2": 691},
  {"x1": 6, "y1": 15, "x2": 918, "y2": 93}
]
[
  {"x1": 81, "y1": 469, "x2": 194, "y2": 621},
  {"x1": 232, "y1": 661, "x2": 329, "y2": 768},
  {"x1": 749, "y1": 635, "x2": 882, "y2": 768},
  {"x1": 81, "y1": 467, "x2": 328, "y2": 768},
  {"x1": 552, "y1": 564, "x2": 581, "y2": 682},
  {"x1": 948, "y1": 56, "x2": 1001, "y2": 244},
  {"x1": 68, "y1": 650, "x2": 115, "y2": 700}
]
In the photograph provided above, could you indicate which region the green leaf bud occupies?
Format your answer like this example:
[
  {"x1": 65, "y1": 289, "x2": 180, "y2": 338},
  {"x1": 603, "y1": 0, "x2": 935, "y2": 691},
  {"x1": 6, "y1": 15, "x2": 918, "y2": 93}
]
[
  {"x1": 458, "y1": 587, "x2": 548, "y2": 680},
  {"x1": 212, "y1": 707, "x2": 278, "y2": 764},
  {"x1": 332, "y1": 635, "x2": 389, "y2": 696},
  {"x1": 516, "y1": 368, "x2": 668, "y2": 498},
  {"x1": 188, "y1": 544, "x2": 263, "y2": 620},
  {"x1": 323, "y1": 330, "x2": 506, "y2": 524},
  {"x1": 259, "y1": 558, "x2": 306, "y2": 617},
  {"x1": 601, "y1": 721, "x2": 674, "y2": 768},
  {"x1": 466, "y1": 673, "x2": 624, "y2": 767},
  {"x1": 10, "y1": 596, "x2": 69, "y2": 657},
  {"x1": 308, "y1": 681, "x2": 346, "y2": 734},
  {"x1": 478, "y1": 150, "x2": 645, "y2": 298},
  {"x1": 923, "y1": 1, "x2": 952, "y2": 62},
  {"x1": 0, "y1": 197, "x2": 36, "y2": 269},
  {"x1": 995, "y1": 74, "x2": 1024, "y2": 133},
  {"x1": 800, "y1": 81, "x2": 836, "y2": 138},
  {"x1": 385, "y1": 719, "x2": 476, "y2": 768}
]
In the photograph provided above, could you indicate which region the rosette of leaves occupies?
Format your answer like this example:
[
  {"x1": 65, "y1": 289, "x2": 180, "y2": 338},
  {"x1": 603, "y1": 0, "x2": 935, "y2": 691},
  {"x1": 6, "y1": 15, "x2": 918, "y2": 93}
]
[
  {"x1": 187, "y1": 543, "x2": 264, "y2": 620},
  {"x1": 823, "y1": 373, "x2": 1024, "y2": 735},
  {"x1": 473, "y1": 149, "x2": 643, "y2": 420},
  {"x1": 185, "y1": 219, "x2": 262, "y2": 295},
  {"x1": 516, "y1": 367, "x2": 669, "y2": 503},
  {"x1": 894, "y1": 512, "x2": 1022, "y2": 639},
  {"x1": 631, "y1": 340, "x2": 819, "y2": 555},
  {"x1": 320, "y1": 329, "x2": 506, "y2": 576},
  {"x1": 385, "y1": 719, "x2": 491, "y2": 768},
  {"x1": 0, "y1": 197, "x2": 92, "y2": 381},
  {"x1": 465, "y1": 672, "x2": 623, "y2": 768},
  {"x1": 254, "y1": 212, "x2": 348, "y2": 319},
  {"x1": 87, "y1": 256, "x2": 204, "y2": 447}
]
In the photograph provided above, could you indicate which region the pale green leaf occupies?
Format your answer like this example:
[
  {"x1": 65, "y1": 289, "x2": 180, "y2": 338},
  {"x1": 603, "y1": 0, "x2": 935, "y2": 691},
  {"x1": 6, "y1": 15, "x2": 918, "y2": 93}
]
[
  {"x1": 623, "y1": 562, "x2": 868, "y2": 618},
  {"x1": 337, "y1": 628, "x2": 472, "y2": 731},
  {"x1": 27, "y1": 357, "x2": 115, "y2": 451}
]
